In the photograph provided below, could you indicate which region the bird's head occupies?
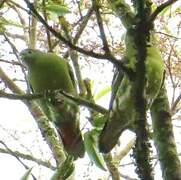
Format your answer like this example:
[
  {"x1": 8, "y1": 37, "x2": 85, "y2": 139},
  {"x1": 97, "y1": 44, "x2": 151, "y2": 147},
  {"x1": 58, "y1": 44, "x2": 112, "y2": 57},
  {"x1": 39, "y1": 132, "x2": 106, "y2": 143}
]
[{"x1": 20, "y1": 49, "x2": 41, "y2": 66}]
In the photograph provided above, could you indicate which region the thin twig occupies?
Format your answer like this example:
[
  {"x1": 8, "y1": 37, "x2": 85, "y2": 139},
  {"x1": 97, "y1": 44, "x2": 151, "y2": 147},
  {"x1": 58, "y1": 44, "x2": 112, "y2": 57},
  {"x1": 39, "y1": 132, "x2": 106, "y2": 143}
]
[
  {"x1": 9, "y1": 0, "x2": 29, "y2": 12},
  {"x1": 73, "y1": 7, "x2": 94, "y2": 44},
  {"x1": 0, "y1": 90, "x2": 42, "y2": 100},
  {"x1": 92, "y1": 0, "x2": 110, "y2": 53},
  {"x1": 3, "y1": 33, "x2": 19, "y2": 59},
  {"x1": 155, "y1": 31, "x2": 181, "y2": 40},
  {"x1": 42, "y1": 0, "x2": 52, "y2": 51},
  {"x1": 0, "y1": 141, "x2": 37, "y2": 180},
  {"x1": 7, "y1": 2, "x2": 29, "y2": 46},
  {"x1": 0, "y1": 147, "x2": 55, "y2": 170},
  {"x1": 171, "y1": 93, "x2": 181, "y2": 113},
  {"x1": 0, "y1": 59, "x2": 24, "y2": 67}
]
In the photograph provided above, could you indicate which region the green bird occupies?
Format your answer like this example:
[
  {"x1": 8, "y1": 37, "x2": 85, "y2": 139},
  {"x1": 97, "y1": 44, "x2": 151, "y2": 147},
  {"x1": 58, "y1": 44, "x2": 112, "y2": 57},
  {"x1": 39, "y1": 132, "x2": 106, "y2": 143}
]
[
  {"x1": 20, "y1": 49, "x2": 85, "y2": 159},
  {"x1": 99, "y1": 31, "x2": 164, "y2": 153}
]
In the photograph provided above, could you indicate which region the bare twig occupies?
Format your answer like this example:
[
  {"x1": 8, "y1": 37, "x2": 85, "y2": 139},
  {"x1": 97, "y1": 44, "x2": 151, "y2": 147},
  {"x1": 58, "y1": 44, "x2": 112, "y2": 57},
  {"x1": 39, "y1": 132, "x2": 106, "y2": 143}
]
[
  {"x1": 0, "y1": 141, "x2": 37, "y2": 180},
  {"x1": 73, "y1": 7, "x2": 94, "y2": 44},
  {"x1": 0, "y1": 147, "x2": 55, "y2": 170},
  {"x1": 3, "y1": 33, "x2": 19, "y2": 59},
  {"x1": 7, "y1": 2, "x2": 29, "y2": 46},
  {"x1": 0, "y1": 90, "x2": 42, "y2": 100},
  {"x1": 9, "y1": 0, "x2": 29, "y2": 12},
  {"x1": 92, "y1": 0, "x2": 110, "y2": 53},
  {"x1": 0, "y1": 59, "x2": 24, "y2": 67},
  {"x1": 171, "y1": 93, "x2": 181, "y2": 113},
  {"x1": 42, "y1": 0, "x2": 52, "y2": 51},
  {"x1": 155, "y1": 31, "x2": 181, "y2": 40}
]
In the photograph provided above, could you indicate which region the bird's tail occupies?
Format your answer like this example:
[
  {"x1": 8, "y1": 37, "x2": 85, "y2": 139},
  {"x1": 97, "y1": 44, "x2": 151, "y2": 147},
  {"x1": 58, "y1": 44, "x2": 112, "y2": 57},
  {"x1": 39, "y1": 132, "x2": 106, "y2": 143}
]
[{"x1": 57, "y1": 121, "x2": 85, "y2": 159}]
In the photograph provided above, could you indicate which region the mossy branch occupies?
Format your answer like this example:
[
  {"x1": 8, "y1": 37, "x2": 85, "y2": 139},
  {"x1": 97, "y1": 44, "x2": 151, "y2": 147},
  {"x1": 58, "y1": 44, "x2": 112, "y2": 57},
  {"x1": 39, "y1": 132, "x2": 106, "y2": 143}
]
[{"x1": 151, "y1": 85, "x2": 181, "y2": 180}]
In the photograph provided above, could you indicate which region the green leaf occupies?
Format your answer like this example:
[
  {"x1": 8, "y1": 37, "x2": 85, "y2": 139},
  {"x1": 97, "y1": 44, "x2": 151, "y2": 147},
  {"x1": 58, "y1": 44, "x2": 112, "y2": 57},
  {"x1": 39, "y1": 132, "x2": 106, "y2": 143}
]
[
  {"x1": 159, "y1": 6, "x2": 171, "y2": 16},
  {"x1": 84, "y1": 131, "x2": 106, "y2": 171},
  {"x1": 20, "y1": 167, "x2": 33, "y2": 180},
  {"x1": 92, "y1": 114, "x2": 106, "y2": 129},
  {"x1": 94, "y1": 86, "x2": 111, "y2": 101},
  {"x1": 156, "y1": 3, "x2": 180, "y2": 17},
  {"x1": 45, "y1": 4, "x2": 71, "y2": 16}
]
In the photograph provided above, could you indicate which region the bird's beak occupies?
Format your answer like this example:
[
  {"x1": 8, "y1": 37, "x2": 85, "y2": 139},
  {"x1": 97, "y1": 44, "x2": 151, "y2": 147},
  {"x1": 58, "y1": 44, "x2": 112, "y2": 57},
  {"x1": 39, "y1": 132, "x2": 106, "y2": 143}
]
[{"x1": 19, "y1": 49, "x2": 28, "y2": 58}]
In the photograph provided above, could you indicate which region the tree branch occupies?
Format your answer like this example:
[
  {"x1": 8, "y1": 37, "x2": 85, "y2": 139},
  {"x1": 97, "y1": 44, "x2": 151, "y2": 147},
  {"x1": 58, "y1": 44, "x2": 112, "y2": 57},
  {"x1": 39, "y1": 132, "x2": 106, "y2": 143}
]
[
  {"x1": 171, "y1": 93, "x2": 181, "y2": 113},
  {"x1": 0, "y1": 141, "x2": 37, "y2": 180},
  {"x1": 0, "y1": 90, "x2": 108, "y2": 115},
  {"x1": 103, "y1": 154, "x2": 120, "y2": 180},
  {"x1": 0, "y1": 147, "x2": 55, "y2": 170},
  {"x1": 149, "y1": 0, "x2": 178, "y2": 22},
  {"x1": 56, "y1": 90, "x2": 108, "y2": 115},
  {"x1": 0, "y1": 58, "x2": 24, "y2": 67},
  {"x1": 114, "y1": 137, "x2": 136, "y2": 163},
  {"x1": 92, "y1": 0, "x2": 110, "y2": 53},
  {"x1": 151, "y1": 85, "x2": 181, "y2": 179}
]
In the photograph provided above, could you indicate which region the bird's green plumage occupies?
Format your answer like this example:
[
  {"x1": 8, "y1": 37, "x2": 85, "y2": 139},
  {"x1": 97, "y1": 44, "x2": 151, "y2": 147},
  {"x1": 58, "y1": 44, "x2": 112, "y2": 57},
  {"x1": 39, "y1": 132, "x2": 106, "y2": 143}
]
[
  {"x1": 20, "y1": 49, "x2": 85, "y2": 159},
  {"x1": 99, "y1": 31, "x2": 164, "y2": 153},
  {"x1": 22, "y1": 50, "x2": 75, "y2": 93}
]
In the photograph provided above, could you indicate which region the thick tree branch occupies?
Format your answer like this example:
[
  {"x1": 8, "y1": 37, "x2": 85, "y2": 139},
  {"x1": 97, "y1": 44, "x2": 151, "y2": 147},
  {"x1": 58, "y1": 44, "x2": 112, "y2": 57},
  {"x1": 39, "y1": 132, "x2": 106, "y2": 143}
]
[
  {"x1": 131, "y1": 1, "x2": 153, "y2": 179},
  {"x1": 151, "y1": 85, "x2": 181, "y2": 179}
]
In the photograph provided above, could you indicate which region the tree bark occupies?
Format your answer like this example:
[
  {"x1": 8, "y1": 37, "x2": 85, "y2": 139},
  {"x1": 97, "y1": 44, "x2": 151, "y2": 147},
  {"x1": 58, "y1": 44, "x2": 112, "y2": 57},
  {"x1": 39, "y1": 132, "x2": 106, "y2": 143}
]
[{"x1": 151, "y1": 85, "x2": 181, "y2": 180}]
